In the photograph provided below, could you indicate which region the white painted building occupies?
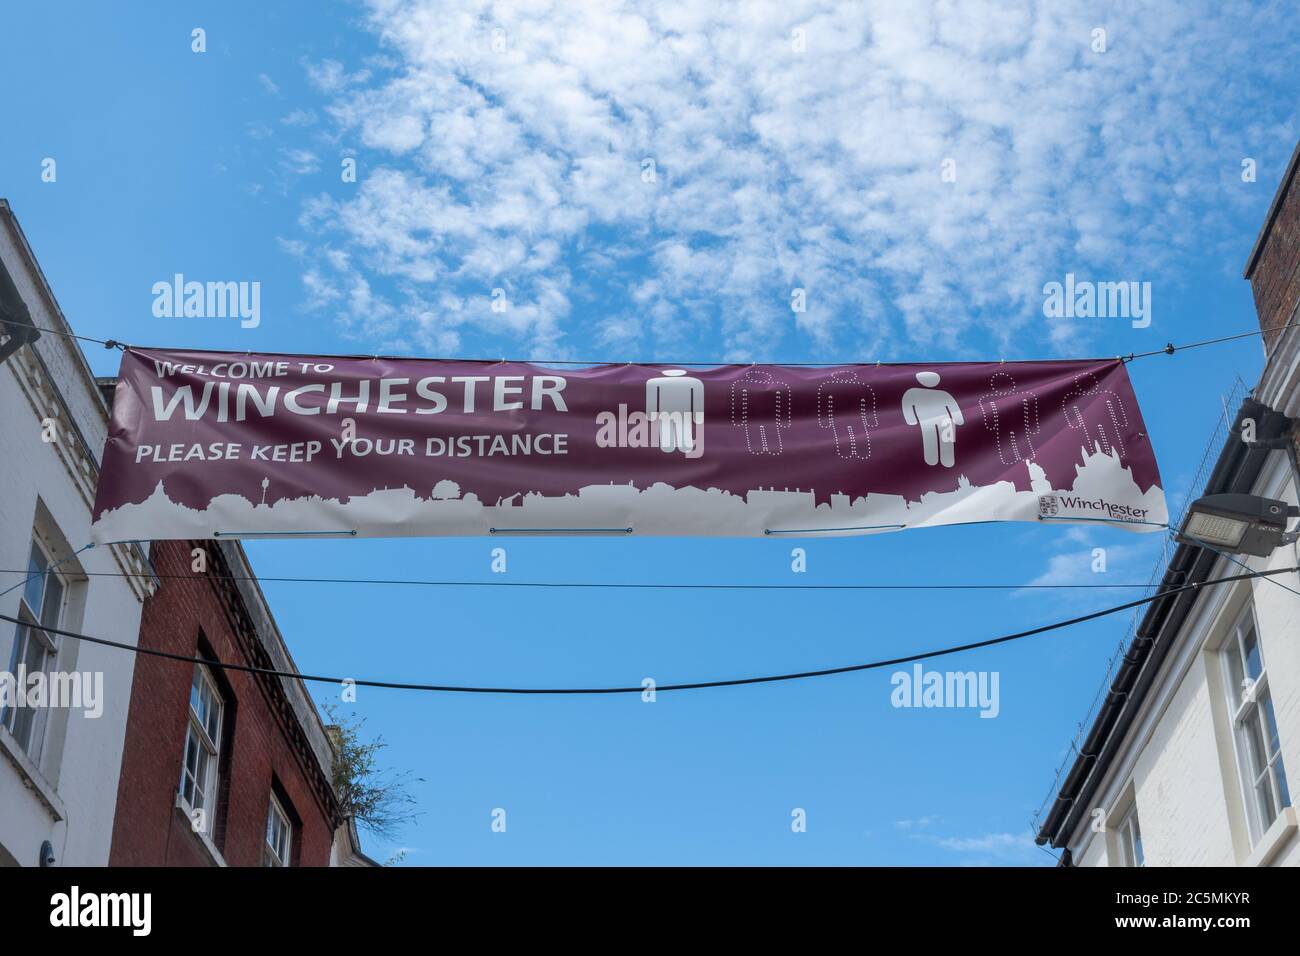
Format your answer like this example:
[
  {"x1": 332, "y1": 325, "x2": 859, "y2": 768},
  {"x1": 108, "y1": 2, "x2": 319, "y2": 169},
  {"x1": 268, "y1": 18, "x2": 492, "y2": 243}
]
[
  {"x1": 0, "y1": 198, "x2": 156, "y2": 866},
  {"x1": 1036, "y1": 146, "x2": 1300, "y2": 867},
  {"x1": 1, "y1": 199, "x2": 377, "y2": 868}
]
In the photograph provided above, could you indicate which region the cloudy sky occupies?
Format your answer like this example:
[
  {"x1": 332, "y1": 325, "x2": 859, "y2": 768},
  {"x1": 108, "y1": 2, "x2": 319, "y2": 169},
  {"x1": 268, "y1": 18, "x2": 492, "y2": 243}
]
[
  {"x1": 2, "y1": 0, "x2": 1298, "y2": 865},
  {"x1": 286, "y1": 0, "x2": 1297, "y2": 361}
]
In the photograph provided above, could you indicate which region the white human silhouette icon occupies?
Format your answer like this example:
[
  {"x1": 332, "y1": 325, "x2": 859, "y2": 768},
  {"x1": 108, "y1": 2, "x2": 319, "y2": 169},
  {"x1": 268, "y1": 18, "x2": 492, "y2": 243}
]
[
  {"x1": 646, "y1": 369, "x2": 704, "y2": 454},
  {"x1": 978, "y1": 372, "x2": 1040, "y2": 465},
  {"x1": 901, "y1": 370, "x2": 964, "y2": 467},
  {"x1": 730, "y1": 368, "x2": 791, "y2": 455},
  {"x1": 816, "y1": 369, "x2": 879, "y2": 460},
  {"x1": 1062, "y1": 372, "x2": 1129, "y2": 461}
]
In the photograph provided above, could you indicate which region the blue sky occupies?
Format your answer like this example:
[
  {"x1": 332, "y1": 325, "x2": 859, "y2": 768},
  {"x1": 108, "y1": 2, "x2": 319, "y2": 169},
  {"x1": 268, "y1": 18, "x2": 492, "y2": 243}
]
[{"x1": 3, "y1": 0, "x2": 1299, "y2": 864}]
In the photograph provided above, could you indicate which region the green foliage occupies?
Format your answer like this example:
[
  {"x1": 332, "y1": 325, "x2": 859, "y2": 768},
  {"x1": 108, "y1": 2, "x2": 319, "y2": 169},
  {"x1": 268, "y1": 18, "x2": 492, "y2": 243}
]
[{"x1": 322, "y1": 702, "x2": 422, "y2": 840}]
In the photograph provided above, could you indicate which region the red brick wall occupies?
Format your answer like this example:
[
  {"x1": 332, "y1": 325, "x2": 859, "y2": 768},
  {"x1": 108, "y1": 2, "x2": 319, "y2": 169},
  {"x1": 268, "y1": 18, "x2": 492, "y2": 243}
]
[
  {"x1": 1247, "y1": 159, "x2": 1300, "y2": 352},
  {"x1": 109, "y1": 540, "x2": 338, "y2": 866}
]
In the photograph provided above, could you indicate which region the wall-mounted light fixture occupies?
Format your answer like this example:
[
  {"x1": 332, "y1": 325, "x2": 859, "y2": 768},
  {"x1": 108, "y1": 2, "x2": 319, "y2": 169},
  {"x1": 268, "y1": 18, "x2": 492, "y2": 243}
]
[{"x1": 1176, "y1": 420, "x2": 1300, "y2": 558}]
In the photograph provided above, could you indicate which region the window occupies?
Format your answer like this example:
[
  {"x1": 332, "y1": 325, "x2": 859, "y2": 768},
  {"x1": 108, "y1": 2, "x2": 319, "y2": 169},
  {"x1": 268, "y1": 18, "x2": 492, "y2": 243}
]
[
  {"x1": 264, "y1": 792, "x2": 292, "y2": 867},
  {"x1": 179, "y1": 664, "x2": 223, "y2": 830},
  {"x1": 1, "y1": 540, "x2": 66, "y2": 763},
  {"x1": 1222, "y1": 607, "x2": 1291, "y2": 841},
  {"x1": 1114, "y1": 805, "x2": 1144, "y2": 867}
]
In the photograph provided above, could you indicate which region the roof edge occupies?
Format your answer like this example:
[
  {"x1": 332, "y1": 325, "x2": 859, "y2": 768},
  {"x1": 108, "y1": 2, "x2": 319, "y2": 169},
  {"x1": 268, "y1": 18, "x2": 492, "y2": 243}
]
[
  {"x1": 0, "y1": 198, "x2": 113, "y2": 418},
  {"x1": 1035, "y1": 397, "x2": 1290, "y2": 848},
  {"x1": 1243, "y1": 138, "x2": 1300, "y2": 279}
]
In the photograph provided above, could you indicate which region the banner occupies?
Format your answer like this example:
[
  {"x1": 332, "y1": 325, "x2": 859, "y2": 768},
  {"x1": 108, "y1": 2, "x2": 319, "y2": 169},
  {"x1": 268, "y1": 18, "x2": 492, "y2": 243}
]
[{"x1": 90, "y1": 348, "x2": 1166, "y2": 542}]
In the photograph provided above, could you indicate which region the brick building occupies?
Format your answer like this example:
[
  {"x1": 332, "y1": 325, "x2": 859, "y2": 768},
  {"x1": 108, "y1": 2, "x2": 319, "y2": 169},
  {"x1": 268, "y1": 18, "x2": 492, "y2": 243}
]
[
  {"x1": 1247, "y1": 141, "x2": 1300, "y2": 354},
  {"x1": 109, "y1": 538, "x2": 348, "y2": 866},
  {"x1": 1035, "y1": 143, "x2": 1300, "y2": 866}
]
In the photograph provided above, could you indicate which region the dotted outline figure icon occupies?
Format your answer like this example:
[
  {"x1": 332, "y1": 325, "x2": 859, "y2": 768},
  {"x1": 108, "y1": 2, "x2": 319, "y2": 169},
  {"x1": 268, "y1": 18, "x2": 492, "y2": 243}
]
[
  {"x1": 978, "y1": 371, "x2": 1041, "y2": 466},
  {"x1": 730, "y1": 367, "x2": 792, "y2": 455},
  {"x1": 1062, "y1": 372, "x2": 1129, "y2": 462},
  {"x1": 815, "y1": 368, "x2": 879, "y2": 460}
]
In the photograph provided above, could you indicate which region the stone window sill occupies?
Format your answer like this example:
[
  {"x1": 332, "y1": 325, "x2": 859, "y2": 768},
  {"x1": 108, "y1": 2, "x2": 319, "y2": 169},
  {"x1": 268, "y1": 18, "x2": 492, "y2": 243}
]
[
  {"x1": 0, "y1": 724, "x2": 65, "y2": 823},
  {"x1": 1244, "y1": 805, "x2": 1297, "y2": 867},
  {"x1": 173, "y1": 792, "x2": 228, "y2": 867}
]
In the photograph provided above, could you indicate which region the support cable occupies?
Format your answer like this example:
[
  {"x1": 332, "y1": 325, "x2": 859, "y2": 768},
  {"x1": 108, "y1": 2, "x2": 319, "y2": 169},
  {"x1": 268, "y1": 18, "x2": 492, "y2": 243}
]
[{"x1": 2, "y1": 566, "x2": 1292, "y2": 696}]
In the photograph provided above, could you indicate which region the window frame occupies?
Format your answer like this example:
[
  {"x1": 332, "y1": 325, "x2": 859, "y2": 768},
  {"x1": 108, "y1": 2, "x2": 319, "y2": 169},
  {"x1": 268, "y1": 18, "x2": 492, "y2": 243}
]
[
  {"x1": 178, "y1": 663, "x2": 224, "y2": 832},
  {"x1": 1114, "y1": 804, "x2": 1144, "y2": 867},
  {"x1": 1, "y1": 539, "x2": 67, "y2": 764},
  {"x1": 1221, "y1": 603, "x2": 1290, "y2": 843},
  {"x1": 263, "y1": 791, "x2": 293, "y2": 867}
]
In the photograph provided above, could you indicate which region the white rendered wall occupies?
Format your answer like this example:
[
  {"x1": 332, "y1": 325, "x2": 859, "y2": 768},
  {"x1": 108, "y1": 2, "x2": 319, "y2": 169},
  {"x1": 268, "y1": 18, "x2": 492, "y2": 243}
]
[{"x1": 0, "y1": 220, "x2": 151, "y2": 866}]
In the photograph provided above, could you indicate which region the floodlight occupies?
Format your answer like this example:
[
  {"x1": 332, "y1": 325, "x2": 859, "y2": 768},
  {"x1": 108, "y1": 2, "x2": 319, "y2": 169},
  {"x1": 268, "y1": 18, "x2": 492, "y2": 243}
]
[{"x1": 1176, "y1": 493, "x2": 1298, "y2": 557}]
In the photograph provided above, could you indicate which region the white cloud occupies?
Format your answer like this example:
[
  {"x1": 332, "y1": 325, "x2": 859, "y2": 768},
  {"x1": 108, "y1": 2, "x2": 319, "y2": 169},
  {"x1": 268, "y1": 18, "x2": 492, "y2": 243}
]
[
  {"x1": 305, "y1": 58, "x2": 372, "y2": 94},
  {"x1": 289, "y1": 0, "x2": 1300, "y2": 357},
  {"x1": 933, "y1": 831, "x2": 1034, "y2": 854},
  {"x1": 1015, "y1": 533, "x2": 1165, "y2": 599},
  {"x1": 282, "y1": 109, "x2": 319, "y2": 127},
  {"x1": 279, "y1": 148, "x2": 322, "y2": 176},
  {"x1": 895, "y1": 815, "x2": 939, "y2": 830},
  {"x1": 905, "y1": 823, "x2": 1042, "y2": 863}
]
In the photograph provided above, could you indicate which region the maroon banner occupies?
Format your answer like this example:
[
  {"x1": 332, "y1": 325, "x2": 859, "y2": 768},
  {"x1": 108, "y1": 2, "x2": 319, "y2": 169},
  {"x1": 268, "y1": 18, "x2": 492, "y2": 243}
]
[{"x1": 90, "y1": 348, "x2": 1166, "y2": 541}]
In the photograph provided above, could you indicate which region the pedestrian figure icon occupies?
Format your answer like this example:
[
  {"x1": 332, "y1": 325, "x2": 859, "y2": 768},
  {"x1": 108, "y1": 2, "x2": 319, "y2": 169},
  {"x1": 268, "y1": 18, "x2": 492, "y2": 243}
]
[
  {"x1": 730, "y1": 367, "x2": 791, "y2": 455},
  {"x1": 1062, "y1": 372, "x2": 1130, "y2": 462},
  {"x1": 816, "y1": 368, "x2": 879, "y2": 460},
  {"x1": 902, "y1": 371, "x2": 964, "y2": 467},
  {"x1": 978, "y1": 372, "x2": 1040, "y2": 465},
  {"x1": 646, "y1": 369, "x2": 704, "y2": 455}
]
